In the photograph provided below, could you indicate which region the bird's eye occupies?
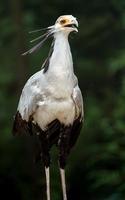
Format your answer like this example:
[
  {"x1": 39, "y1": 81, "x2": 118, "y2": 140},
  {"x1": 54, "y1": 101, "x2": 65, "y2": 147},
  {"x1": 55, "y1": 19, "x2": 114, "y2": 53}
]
[{"x1": 60, "y1": 19, "x2": 66, "y2": 24}]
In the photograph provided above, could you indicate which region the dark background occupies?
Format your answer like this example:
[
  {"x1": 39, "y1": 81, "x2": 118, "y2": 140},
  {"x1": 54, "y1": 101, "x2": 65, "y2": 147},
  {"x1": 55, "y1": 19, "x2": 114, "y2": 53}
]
[{"x1": 1, "y1": 0, "x2": 125, "y2": 199}]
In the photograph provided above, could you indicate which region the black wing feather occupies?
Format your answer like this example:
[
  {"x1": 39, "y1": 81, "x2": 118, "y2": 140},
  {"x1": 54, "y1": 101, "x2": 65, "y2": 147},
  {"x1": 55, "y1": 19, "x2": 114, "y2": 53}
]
[
  {"x1": 12, "y1": 111, "x2": 61, "y2": 147},
  {"x1": 12, "y1": 111, "x2": 31, "y2": 136},
  {"x1": 69, "y1": 116, "x2": 83, "y2": 149}
]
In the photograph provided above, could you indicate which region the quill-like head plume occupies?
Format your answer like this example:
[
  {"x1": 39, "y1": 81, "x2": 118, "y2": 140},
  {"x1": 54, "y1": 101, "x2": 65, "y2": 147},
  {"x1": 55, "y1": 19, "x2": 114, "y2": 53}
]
[{"x1": 22, "y1": 15, "x2": 78, "y2": 55}]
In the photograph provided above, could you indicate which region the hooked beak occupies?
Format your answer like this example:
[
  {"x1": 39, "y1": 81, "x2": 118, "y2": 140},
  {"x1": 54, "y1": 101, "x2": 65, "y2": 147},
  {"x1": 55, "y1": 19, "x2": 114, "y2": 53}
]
[
  {"x1": 64, "y1": 22, "x2": 78, "y2": 32},
  {"x1": 54, "y1": 18, "x2": 78, "y2": 33}
]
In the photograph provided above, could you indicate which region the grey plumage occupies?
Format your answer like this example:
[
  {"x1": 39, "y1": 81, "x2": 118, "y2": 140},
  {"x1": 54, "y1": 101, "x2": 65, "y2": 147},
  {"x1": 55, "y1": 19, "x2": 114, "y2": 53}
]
[{"x1": 13, "y1": 15, "x2": 83, "y2": 200}]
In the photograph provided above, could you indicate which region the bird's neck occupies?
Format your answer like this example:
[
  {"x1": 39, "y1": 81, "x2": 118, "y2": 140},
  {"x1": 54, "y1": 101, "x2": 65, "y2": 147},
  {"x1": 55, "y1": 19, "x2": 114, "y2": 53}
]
[{"x1": 48, "y1": 32, "x2": 74, "y2": 75}]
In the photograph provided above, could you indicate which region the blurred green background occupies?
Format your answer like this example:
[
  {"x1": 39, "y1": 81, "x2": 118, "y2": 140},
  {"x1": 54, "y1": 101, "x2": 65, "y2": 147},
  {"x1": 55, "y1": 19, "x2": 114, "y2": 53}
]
[{"x1": 1, "y1": 0, "x2": 125, "y2": 199}]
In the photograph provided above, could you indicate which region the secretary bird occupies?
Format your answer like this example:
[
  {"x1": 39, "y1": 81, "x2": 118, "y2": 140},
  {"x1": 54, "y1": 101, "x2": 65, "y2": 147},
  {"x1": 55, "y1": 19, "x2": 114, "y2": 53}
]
[{"x1": 13, "y1": 15, "x2": 84, "y2": 200}]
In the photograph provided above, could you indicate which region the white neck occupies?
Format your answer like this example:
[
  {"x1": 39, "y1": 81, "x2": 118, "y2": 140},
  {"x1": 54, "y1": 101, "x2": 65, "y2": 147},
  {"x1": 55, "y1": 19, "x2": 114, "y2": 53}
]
[{"x1": 48, "y1": 32, "x2": 74, "y2": 75}]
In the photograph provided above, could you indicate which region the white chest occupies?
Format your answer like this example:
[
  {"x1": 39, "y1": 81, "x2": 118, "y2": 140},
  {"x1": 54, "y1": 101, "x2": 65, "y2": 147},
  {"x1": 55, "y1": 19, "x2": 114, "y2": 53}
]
[
  {"x1": 33, "y1": 97, "x2": 75, "y2": 130},
  {"x1": 30, "y1": 33, "x2": 76, "y2": 130}
]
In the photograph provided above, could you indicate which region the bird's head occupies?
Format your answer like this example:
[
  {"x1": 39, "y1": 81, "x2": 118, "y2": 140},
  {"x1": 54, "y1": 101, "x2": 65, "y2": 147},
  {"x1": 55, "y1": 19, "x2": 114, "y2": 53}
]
[
  {"x1": 54, "y1": 15, "x2": 78, "y2": 34},
  {"x1": 22, "y1": 15, "x2": 78, "y2": 55}
]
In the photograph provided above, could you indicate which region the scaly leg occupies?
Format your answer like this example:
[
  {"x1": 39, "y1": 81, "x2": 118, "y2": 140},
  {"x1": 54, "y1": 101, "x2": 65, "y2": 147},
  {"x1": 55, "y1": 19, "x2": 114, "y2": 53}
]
[
  {"x1": 38, "y1": 131, "x2": 50, "y2": 200},
  {"x1": 60, "y1": 168, "x2": 67, "y2": 200},
  {"x1": 45, "y1": 166, "x2": 50, "y2": 200}
]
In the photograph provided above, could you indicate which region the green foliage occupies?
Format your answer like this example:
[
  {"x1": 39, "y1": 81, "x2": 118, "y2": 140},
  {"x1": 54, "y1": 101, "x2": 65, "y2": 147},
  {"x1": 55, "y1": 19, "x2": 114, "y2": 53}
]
[{"x1": 0, "y1": 0, "x2": 125, "y2": 199}]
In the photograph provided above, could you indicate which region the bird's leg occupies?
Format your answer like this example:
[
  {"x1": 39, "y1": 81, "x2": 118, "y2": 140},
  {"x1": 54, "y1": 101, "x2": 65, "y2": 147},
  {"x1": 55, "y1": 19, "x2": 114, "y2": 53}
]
[
  {"x1": 60, "y1": 168, "x2": 67, "y2": 200},
  {"x1": 45, "y1": 166, "x2": 50, "y2": 200},
  {"x1": 42, "y1": 151, "x2": 51, "y2": 200},
  {"x1": 58, "y1": 125, "x2": 71, "y2": 200},
  {"x1": 39, "y1": 132, "x2": 51, "y2": 200}
]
